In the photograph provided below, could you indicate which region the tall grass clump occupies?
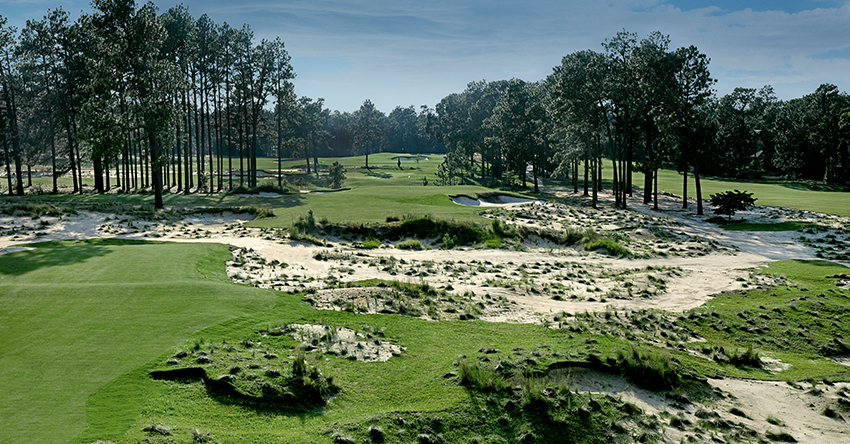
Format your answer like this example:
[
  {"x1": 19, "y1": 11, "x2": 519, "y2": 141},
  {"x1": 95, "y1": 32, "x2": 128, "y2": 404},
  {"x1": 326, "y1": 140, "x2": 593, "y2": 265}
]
[
  {"x1": 491, "y1": 219, "x2": 517, "y2": 239},
  {"x1": 239, "y1": 205, "x2": 275, "y2": 219},
  {"x1": 615, "y1": 344, "x2": 681, "y2": 391},
  {"x1": 727, "y1": 343, "x2": 761, "y2": 367},
  {"x1": 0, "y1": 203, "x2": 65, "y2": 218},
  {"x1": 396, "y1": 238, "x2": 426, "y2": 250},
  {"x1": 458, "y1": 361, "x2": 509, "y2": 392},
  {"x1": 581, "y1": 229, "x2": 631, "y2": 257}
]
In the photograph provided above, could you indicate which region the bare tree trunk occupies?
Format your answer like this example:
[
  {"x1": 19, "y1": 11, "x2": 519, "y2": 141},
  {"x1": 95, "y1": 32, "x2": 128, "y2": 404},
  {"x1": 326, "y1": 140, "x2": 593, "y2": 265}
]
[
  {"x1": 695, "y1": 163, "x2": 703, "y2": 215},
  {"x1": 653, "y1": 168, "x2": 659, "y2": 211}
]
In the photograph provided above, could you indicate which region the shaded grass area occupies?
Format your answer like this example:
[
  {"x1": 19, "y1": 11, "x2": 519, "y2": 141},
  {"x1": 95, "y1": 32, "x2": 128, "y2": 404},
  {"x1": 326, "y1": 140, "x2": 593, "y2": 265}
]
[
  {"x1": 6, "y1": 154, "x2": 850, "y2": 222},
  {"x1": 629, "y1": 169, "x2": 850, "y2": 217},
  {"x1": 718, "y1": 221, "x2": 819, "y2": 231},
  {"x1": 0, "y1": 241, "x2": 278, "y2": 444}
]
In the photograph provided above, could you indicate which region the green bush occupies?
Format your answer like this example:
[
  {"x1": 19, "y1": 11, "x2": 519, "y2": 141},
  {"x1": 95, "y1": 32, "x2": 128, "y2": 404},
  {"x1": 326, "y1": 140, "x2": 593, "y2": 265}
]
[
  {"x1": 615, "y1": 344, "x2": 681, "y2": 391},
  {"x1": 396, "y1": 239, "x2": 426, "y2": 250},
  {"x1": 709, "y1": 190, "x2": 757, "y2": 221},
  {"x1": 583, "y1": 238, "x2": 632, "y2": 257}
]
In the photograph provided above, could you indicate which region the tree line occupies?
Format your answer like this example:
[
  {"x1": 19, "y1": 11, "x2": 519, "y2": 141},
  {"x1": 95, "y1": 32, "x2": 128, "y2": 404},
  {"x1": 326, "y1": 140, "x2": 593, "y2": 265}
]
[
  {"x1": 2, "y1": 8, "x2": 848, "y2": 211},
  {"x1": 427, "y1": 30, "x2": 850, "y2": 213},
  {"x1": 0, "y1": 0, "x2": 447, "y2": 207}
]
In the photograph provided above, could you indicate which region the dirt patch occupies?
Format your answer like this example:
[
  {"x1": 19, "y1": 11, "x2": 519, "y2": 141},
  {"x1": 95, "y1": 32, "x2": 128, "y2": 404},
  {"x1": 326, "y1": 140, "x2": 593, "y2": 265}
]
[{"x1": 266, "y1": 323, "x2": 404, "y2": 362}]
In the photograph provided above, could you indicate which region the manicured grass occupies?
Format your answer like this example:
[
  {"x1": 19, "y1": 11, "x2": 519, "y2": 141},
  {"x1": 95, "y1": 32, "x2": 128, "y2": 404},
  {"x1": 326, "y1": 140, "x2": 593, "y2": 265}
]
[
  {"x1": 0, "y1": 240, "x2": 278, "y2": 444},
  {"x1": 628, "y1": 169, "x2": 850, "y2": 217}
]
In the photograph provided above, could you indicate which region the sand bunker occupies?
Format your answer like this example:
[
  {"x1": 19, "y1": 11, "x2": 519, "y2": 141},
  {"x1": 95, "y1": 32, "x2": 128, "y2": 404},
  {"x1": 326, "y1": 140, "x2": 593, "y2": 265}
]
[
  {"x1": 391, "y1": 156, "x2": 428, "y2": 161},
  {"x1": 233, "y1": 192, "x2": 285, "y2": 197},
  {"x1": 0, "y1": 246, "x2": 35, "y2": 255},
  {"x1": 451, "y1": 194, "x2": 543, "y2": 207}
]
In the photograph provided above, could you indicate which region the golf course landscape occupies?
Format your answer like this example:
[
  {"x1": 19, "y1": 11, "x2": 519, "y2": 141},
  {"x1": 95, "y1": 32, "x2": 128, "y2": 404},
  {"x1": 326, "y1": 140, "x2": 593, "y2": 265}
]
[{"x1": 2, "y1": 153, "x2": 850, "y2": 444}]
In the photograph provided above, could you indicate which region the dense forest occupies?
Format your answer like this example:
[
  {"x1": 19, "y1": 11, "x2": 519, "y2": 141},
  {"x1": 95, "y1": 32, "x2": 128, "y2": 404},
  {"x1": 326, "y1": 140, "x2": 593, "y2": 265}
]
[{"x1": 1, "y1": 1, "x2": 848, "y2": 209}]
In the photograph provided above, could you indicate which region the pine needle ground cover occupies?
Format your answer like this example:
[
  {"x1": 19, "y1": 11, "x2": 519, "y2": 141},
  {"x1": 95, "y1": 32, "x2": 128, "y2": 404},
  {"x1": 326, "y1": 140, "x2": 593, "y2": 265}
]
[{"x1": 0, "y1": 240, "x2": 277, "y2": 444}]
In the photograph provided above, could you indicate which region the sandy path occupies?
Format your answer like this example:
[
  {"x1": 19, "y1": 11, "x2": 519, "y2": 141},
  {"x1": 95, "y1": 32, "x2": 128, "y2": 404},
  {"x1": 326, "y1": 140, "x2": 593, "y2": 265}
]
[{"x1": 709, "y1": 378, "x2": 850, "y2": 444}]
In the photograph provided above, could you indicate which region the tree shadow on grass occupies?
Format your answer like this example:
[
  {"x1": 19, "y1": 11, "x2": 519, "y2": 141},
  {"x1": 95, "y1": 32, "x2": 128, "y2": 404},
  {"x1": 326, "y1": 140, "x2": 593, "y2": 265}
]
[
  {"x1": 364, "y1": 170, "x2": 393, "y2": 179},
  {"x1": 0, "y1": 238, "x2": 156, "y2": 277}
]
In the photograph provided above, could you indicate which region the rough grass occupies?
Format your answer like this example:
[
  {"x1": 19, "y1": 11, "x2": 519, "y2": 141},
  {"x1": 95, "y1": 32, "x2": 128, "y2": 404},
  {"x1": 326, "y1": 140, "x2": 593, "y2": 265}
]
[{"x1": 681, "y1": 260, "x2": 850, "y2": 379}]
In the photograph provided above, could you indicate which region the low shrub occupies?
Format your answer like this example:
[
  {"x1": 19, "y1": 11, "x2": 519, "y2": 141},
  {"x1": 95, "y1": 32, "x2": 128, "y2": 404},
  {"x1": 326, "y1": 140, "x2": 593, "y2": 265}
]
[
  {"x1": 584, "y1": 238, "x2": 632, "y2": 257},
  {"x1": 458, "y1": 361, "x2": 509, "y2": 392},
  {"x1": 396, "y1": 238, "x2": 426, "y2": 250},
  {"x1": 615, "y1": 343, "x2": 681, "y2": 391}
]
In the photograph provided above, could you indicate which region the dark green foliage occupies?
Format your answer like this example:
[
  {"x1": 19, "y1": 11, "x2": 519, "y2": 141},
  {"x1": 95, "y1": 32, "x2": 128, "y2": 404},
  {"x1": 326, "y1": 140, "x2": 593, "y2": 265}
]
[
  {"x1": 327, "y1": 161, "x2": 346, "y2": 189},
  {"x1": 614, "y1": 344, "x2": 681, "y2": 391},
  {"x1": 0, "y1": 203, "x2": 65, "y2": 218},
  {"x1": 228, "y1": 183, "x2": 296, "y2": 195},
  {"x1": 765, "y1": 430, "x2": 797, "y2": 442},
  {"x1": 709, "y1": 190, "x2": 757, "y2": 220}
]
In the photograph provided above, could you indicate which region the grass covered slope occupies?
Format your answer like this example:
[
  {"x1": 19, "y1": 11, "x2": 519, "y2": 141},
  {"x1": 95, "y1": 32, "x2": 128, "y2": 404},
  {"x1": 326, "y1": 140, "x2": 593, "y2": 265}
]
[{"x1": 0, "y1": 240, "x2": 278, "y2": 444}]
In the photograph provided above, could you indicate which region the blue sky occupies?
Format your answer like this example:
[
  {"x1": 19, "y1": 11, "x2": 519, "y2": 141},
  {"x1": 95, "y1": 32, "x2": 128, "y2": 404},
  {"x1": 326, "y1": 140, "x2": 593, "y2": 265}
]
[{"x1": 2, "y1": 0, "x2": 849, "y2": 112}]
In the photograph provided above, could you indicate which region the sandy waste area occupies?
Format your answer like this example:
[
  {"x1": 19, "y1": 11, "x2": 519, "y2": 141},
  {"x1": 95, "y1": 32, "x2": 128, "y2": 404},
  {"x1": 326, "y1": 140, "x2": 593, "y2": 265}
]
[{"x1": 2, "y1": 187, "x2": 850, "y2": 443}]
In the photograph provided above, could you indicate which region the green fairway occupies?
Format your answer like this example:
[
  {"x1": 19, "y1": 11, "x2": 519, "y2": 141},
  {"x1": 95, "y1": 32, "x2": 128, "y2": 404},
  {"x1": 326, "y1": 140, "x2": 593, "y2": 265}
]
[
  {"x1": 627, "y1": 169, "x2": 850, "y2": 217},
  {"x1": 0, "y1": 240, "x2": 277, "y2": 444}
]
